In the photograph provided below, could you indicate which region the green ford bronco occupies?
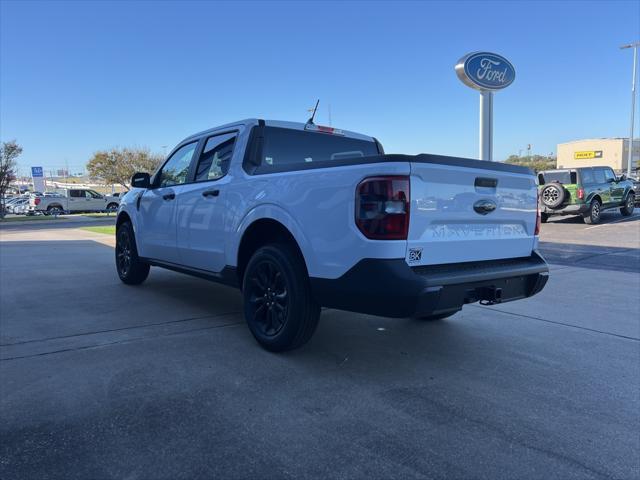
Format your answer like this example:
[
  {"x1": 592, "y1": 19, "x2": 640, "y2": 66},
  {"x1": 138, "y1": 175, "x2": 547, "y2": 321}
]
[{"x1": 538, "y1": 166, "x2": 635, "y2": 224}]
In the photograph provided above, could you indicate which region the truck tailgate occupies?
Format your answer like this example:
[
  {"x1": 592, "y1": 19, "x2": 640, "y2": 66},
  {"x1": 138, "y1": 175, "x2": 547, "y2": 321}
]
[{"x1": 407, "y1": 158, "x2": 537, "y2": 266}]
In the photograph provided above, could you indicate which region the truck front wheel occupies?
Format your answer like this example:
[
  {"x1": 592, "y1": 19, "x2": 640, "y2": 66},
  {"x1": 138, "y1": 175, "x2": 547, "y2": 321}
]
[
  {"x1": 115, "y1": 221, "x2": 150, "y2": 285},
  {"x1": 620, "y1": 194, "x2": 635, "y2": 216},
  {"x1": 242, "y1": 243, "x2": 320, "y2": 352}
]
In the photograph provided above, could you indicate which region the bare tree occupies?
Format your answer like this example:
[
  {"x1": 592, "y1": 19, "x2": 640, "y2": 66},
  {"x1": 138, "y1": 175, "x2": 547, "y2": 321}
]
[
  {"x1": 86, "y1": 147, "x2": 163, "y2": 191},
  {"x1": 0, "y1": 140, "x2": 23, "y2": 218}
]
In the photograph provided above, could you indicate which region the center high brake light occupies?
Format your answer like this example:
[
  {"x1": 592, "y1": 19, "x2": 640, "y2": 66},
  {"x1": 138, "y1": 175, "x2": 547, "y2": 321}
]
[{"x1": 355, "y1": 176, "x2": 410, "y2": 240}]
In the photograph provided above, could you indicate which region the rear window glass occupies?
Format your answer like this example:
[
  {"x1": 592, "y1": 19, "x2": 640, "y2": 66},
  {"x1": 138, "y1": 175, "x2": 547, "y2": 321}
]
[
  {"x1": 541, "y1": 171, "x2": 574, "y2": 184},
  {"x1": 260, "y1": 127, "x2": 378, "y2": 169}
]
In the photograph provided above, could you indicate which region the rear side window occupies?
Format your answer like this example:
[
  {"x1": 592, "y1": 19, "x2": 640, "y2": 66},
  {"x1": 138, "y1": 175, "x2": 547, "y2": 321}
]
[
  {"x1": 259, "y1": 127, "x2": 378, "y2": 170},
  {"x1": 69, "y1": 190, "x2": 84, "y2": 198},
  {"x1": 195, "y1": 132, "x2": 237, "y2": 182},
  {"x1": 594, "y1": 168, "x2": 606, "y2": 184},
  {"x1": 580, "y1": 169, "x2": 595, "y2": 184}
]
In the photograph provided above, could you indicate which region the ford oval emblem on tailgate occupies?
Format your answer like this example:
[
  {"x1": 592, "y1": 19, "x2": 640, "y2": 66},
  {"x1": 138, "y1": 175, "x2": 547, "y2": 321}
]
[{"x1": 473, "y1": 199, "x2": 497, "y2": 215}]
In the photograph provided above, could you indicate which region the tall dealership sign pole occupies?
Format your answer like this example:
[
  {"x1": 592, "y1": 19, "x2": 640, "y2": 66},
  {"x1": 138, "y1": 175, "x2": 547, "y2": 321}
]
[
  {"x1": 621, "y1": 42, "x2": 639, "y2": 177},
  {"x1": 455, "y1": 52, "x2": 516, "y2": 161}
]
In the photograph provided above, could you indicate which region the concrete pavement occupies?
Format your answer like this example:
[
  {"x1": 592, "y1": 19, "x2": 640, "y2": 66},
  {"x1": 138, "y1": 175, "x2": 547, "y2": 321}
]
[{"x1": 0, "y1": 216, "x2": 638, "y2": 479}]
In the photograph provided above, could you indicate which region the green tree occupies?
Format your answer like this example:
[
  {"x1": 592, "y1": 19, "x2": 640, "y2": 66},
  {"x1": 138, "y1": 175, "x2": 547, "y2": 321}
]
[
  {"x1": 504, "y1": 154, "x2": 556, "y2": 173},
  {"x1": 87, "y1": 147, "x2": 163, "y2": 191},
  {"x1": 0, "y1": 140, "x2": 23, "y2": 218}
]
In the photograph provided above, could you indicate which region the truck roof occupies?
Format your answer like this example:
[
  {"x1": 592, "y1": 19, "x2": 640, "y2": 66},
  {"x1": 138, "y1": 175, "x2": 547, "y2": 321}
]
[{"x1": 182, "y1": 119, "x2": 376, "y2": 145}]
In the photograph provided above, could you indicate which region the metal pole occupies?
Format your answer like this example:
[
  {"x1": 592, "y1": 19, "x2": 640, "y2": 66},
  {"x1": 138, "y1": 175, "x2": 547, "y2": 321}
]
[
  {"x1": 621, "y1": 42, "x2": 639, "y2": 177},
  {"x1": 627, "y1": 45, "x2": 637, "y2": 177},
  {"x1": 479, "y1": 90, "x2": 493, "y2": 161}
]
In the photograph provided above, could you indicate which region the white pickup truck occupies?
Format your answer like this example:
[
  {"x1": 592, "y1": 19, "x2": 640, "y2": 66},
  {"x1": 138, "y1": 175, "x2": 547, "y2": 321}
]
[
  {"x1": 29, "y1": 189, "x2": 120, "y2": 215},
  {"x1": 115, "y1": 119, "x2": 548, "y2": 351}
]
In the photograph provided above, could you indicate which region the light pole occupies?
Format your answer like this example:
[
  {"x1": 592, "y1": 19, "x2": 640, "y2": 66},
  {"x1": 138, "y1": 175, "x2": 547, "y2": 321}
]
[{"x1": 621, "y1": 41, "x2": 639, "y2": 178}]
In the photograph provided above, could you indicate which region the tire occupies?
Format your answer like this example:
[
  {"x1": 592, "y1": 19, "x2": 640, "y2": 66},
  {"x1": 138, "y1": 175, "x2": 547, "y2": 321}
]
[
  {"x1": 242, "y1": 243, "x2": 320, "y2": 352},
  {"x1": 47, "y1": 205, "x2": 63, "y2": 215},
  {"x1": 582, "y1": 199, "x2": 602, "y2": 225},
  {"x1": 115, "y1": 221, "x2": 150, "y2": 285},
  {"x1": 540, "y1": 183, "x2": 566, "y2": 209},
  {"x1": 541, "y1": 212, "x2": 549, "y2": 223},
  {"x1": 416, "y1": 310, "x2": 459, "y2": 321},
  {"x1": 620, "y1": 193, "x2": 635, "y2": 216},
  {"x1": 106, "y1": 203, "x2": 119, "y2": 212}
]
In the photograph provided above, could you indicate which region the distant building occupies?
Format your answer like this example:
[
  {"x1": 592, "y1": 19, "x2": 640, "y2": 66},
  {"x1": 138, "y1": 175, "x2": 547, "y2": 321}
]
[{"x1": 556, "y1": 138, "x2": 639, "y2": 172}]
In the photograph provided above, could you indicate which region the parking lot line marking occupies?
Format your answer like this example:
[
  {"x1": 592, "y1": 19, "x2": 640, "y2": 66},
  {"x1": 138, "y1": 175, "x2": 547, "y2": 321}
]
[
  {"x1": 473, "y1": 305, "x2": 640, "y2": 342},
  {"x1": 584, "y1": 214, "x2": 640, "y2": 230}
]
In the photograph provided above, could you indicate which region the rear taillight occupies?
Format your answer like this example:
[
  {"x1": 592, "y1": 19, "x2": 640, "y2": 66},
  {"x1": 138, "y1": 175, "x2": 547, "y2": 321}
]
[
  {"x1": 535, "y1": 190, "x2": 541, "y2": 236},
  {"x1": 577, "y1": 188, "x2": 584, "y2": 200},
  {"x1": 356, "y1": 176, "x2": 410, "y2": 240},
  {"x1": 34, "y1": 197, "x2": 41, "y2": 206}
]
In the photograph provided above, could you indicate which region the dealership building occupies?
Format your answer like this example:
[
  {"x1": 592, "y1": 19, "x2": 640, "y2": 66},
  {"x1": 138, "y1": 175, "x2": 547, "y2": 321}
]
[{"x1": 556, "y1": 138, "x2": 639, "y2": 173}]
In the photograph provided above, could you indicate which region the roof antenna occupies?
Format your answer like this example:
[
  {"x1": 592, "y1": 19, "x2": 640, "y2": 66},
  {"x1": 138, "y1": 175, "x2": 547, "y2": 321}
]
[{"x1": 306, "y1": 99, "x2": 319, "y2": 125}]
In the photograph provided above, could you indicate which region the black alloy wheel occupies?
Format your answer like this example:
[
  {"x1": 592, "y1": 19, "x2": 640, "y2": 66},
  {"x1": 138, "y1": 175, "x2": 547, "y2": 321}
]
[
  {"x1": 116, "y1": 228, "x2": 133, "y2": 277},
  {"x1": 247, "y1": 259, "x2": 289, "y2": 337},
  {"x1": 115, "y1": 221, "x2": 150, "y2": 284},
  {"x1": 242, "y1": 243, "x2": 320, "y2": 352}
]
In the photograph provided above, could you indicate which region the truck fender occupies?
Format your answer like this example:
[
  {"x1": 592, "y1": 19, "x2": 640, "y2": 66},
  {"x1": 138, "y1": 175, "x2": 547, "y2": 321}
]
[{"x1": 228, "y1": 204, "x2": 315, "y2": 273}]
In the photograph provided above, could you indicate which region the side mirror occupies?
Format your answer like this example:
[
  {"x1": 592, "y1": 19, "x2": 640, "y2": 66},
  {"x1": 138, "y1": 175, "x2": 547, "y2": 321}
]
[
  {"x1": 131, "y1": 172, "x2": 151, "y2": 189},
  {"x1": 618, "y1": 174, "x2": 627, "y2": 182}
]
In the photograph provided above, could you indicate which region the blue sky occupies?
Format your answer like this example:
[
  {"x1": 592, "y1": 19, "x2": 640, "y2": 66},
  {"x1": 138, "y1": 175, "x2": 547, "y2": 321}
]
[{"x1": 1, "y1": 0, "x2": 638, "y2": 173}]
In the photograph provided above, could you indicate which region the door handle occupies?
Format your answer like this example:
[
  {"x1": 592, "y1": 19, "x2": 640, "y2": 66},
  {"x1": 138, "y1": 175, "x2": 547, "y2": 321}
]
[
  {"x1": 202, "y1": 190, "x2": 220, "y2": 198},
  {"x1": 163, "y1": 193, "x2": 175, "y2": 200}
]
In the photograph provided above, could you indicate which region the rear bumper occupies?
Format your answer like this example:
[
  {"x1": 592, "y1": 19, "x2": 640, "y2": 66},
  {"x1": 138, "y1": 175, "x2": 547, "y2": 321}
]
[
  {"x1": 541, "y1": 203, "x2": 588, "y2": 215},
  {"x1": 310, "y1": 251, "x2": 549, "y2": 318}
]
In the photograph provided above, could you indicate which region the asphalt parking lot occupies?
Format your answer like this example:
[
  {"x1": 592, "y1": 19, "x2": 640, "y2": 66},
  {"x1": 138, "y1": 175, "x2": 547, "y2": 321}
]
[{"x1": 1, "y1": 212, "x2": 639, "y2": 479}]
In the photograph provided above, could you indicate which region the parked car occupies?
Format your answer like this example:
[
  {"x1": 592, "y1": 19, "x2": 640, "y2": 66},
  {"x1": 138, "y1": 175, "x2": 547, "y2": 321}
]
[
  {"x1": 10, "y1": 198, "x2": 30, "y2": 215},
  {"x1": 538, "y1": 167, "x2": 635, "y2": 224},
  {"x1": 28, "y1": 189, "x2": 120, "y2": 215},
  {"x1": 5, "y1": 197, "x2": 29, "y2": 214},
  {"x1": 115, "y1": 119, "x2": 549, "y2": 352}
]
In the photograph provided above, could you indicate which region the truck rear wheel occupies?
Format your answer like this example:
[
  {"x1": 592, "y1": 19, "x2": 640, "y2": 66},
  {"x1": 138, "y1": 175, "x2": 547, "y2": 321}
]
[
  {"x1": 115, "y1": 221, "x2": 150, "y2": 285},
  {"x1": 582, "y1": 199, "x2": 601, "y2": 225},
  {"x1": 242, "y1": 243, "x2": 320, "y2": 352},
  {"x1": 47, "y1": 205, "x2": 63, "y2": 215}
]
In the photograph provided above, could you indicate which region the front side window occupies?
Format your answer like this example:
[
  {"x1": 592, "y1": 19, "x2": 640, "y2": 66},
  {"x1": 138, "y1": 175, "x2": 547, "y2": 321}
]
[
  {"x1": 259, "y1": 127, "x2": 379, "y2": 169},
  {"x1": 86, "y1": 190, "x2": 103, "y2": 199},
  {"x1": 603, "y1": 168, "x2": 616, "y2": 182},
  {"x1": 195, "y1": 132, "x2": 237, "y2": 182},
  {"x1": 159, "y1": 142, "x2": 198, "y2": 187}
]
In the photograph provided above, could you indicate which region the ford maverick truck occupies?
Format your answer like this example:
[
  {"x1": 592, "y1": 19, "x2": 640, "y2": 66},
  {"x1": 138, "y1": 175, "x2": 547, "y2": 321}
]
[{"x1": 115, "y1": 119, "x2": 549, "y2": 351}]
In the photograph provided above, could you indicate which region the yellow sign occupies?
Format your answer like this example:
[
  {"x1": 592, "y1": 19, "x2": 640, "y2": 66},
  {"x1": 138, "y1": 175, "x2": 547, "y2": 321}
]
[{"x1": 574, "y1": 150, "x2": 603, "y2": 159}]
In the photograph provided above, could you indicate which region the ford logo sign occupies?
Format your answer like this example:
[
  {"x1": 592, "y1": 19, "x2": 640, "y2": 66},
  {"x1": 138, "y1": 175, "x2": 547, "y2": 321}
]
[
  {"x1": 455, "y1": 52, "x2": 515, "y2": 91},
  {"x1": 473, "y1": 199, "x2": 497, "y2": 215}
]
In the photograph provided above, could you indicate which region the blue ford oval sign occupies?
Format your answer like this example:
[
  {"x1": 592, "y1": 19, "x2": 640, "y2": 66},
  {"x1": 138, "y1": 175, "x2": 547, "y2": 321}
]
[{"x1": 455, "y1": 52, "x2": 515, "y2": 91}]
